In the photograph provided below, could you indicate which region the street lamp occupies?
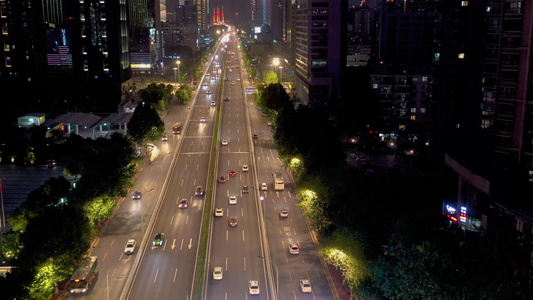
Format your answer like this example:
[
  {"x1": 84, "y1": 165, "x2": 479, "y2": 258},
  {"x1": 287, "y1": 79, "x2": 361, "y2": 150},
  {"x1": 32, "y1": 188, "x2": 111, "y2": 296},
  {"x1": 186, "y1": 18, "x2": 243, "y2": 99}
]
[
  {"x1": 279, "y1": 66, "x2": 283, "y2": 83},
  {"x1": 173, "y1": 67, "x2": 177, "y2": 86},
  {"x1": 176, "y1": 60, "x2": 181, "y2": 86},
  {"x1": 272, "y1": 57, "x2": 280, "y2": 74}
]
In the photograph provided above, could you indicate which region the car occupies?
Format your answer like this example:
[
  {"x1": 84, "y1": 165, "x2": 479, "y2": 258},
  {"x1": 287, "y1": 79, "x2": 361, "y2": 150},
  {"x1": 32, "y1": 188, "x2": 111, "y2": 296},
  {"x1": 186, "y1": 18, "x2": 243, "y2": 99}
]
[
  {"x1": 229, "y1": 170, "x2": 237, "y2": 176},
  {"x1": 211, "y1": 100, "x2": 216, "y2": 106},
  {"x1": 124, "y1": 239, "x2": 136, "y2": 254},
  {"x1": 218, "y1": 176, "x2": 226, "y2": 183},
  {"x1": 214, "y1": 208, "x2": 224, "y2": 217},
  {"x1": 229, "y1": 195, "x2": 237, "y2": 205},
  {"x1": 203, "y1": 82, "x2": 207, "y2": 86},
  {"x1": 133, "y1": 191, "x2": 142, "y2": 200},
  {"x1": 242, "y1": 165, "x2": 249, "y2": 172},
  {"x1": 225, "y1": 77, "x2": 229, "y2": 81},
  {"x1": 267, "y1": 121, "x2": 273, "y2": 126},
  {"x1": 248, "y1": 281, "x2": 260, "y2": 295},
  {"x1": 200, "y1": 117, "x2": 206, "y2": 122},
  {"x1": 195, "y1": 186, "x2": 205, "y2": 196},
  {"x1": 153, "y1": 233, "x2": 165, "y2": 246},
  {"x1": 253, "y1": 133, "x2": 258, "y2": 139},
  {"x1": 242, "y1": 185, "x2": 249, "y2": 194},
  {"x1": 221, "y1": 139, "x2": 229, "y2": 145},
  {"x1": 261, "y1": 182, "x2": 268, "y2": 191},
  {"x1": 289, "y1": 242, "x2": 300, "y2": 254},
  {"x1": 213, "y1": 267, "x2": 223, "y2": 280},
  {"x1": 300, "y1": 279, "x2": 312, "y2": 293},
  {"x1": 279, "y1": 209, "x2": 289, "y2": 218},
  {"x1": 207, "y1": 90, "x2": 212, "y2": 94},
  {"x1": 179, "y1": 199, "x2": 188, "y2": 208},
  {"x1": 224, "y1": 97, "x2": 230, "y2": 101},
  {"x1": 228, "y1": 216, "x2": 238, "y2": 227},
  {"x1": 161, "y1": 134, "x2": 168, "y2": 141}
]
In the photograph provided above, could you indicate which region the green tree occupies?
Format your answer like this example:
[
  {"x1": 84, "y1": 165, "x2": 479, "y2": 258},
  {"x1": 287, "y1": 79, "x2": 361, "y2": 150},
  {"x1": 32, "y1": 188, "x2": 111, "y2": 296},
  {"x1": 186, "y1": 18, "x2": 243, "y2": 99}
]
[
  {"x1": 261, "y1": 83, "x2": 289, "y2": 110},
  {"x1": 263, "y1": 70, "x2": 278, "y2": 85},
  {"x1": 127, "y1": 102, "x2": 165, "y2": 144},
  {"x1": 84, "y1": 195, "x2": 116, "y2": 225}
]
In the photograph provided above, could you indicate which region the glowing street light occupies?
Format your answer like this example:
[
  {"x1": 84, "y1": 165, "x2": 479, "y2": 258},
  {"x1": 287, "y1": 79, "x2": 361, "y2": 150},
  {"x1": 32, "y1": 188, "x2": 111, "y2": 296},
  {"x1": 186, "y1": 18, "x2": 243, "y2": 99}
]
[{"x1": 176, "y1": 60, "x2": 181, "y2": 86}]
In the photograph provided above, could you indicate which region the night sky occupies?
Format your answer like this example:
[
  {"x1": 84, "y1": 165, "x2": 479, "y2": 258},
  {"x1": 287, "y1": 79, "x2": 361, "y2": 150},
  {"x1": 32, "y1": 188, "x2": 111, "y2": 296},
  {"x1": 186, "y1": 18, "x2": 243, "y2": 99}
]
[{"x1": 165, "y1": 0, "x2": 375, "y2": 29}]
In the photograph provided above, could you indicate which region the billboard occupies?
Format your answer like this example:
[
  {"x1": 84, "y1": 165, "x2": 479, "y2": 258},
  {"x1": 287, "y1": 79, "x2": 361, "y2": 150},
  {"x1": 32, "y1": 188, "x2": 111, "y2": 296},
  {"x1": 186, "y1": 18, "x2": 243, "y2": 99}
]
[
  {"x1": 254, "y1": 27, "x2": 261, "y2": 34},
  {"x1": 46, "y1": 28, "x2": 72, "y2": 66}
]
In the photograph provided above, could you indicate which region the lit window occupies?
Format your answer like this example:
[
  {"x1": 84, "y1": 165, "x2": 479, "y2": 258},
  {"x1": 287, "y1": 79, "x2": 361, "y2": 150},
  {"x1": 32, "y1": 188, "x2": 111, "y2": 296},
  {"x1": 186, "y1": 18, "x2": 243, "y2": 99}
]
[
  {"x1": 372, "y1": 83, "x2": 378, "y2": 89},
  {"x1": 420, "y1": 108, "x2": 426, "y2": 113},
  {"x1": 458, "y1": 53, "x2": 465, "y2": 59},
  {"x1": 422, "y1": 77, "x2": 428, "y2": 82},
  {"x1": 410, "y1": 116, "x2": 416, "y2": 121},
  {"x1": 461, "y1": 1, "x2": 468, "y2": 7},
  {"x1": 411, "y1": 108, "x2": 417, "y2": 113}
]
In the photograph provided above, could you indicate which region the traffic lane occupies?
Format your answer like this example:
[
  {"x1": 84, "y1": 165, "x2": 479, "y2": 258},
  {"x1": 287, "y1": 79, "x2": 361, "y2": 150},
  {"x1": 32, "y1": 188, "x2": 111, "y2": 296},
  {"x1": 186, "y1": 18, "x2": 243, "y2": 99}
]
[
  {"x1": 208, "y1": 178, "x2": 266, "y2": 298},
  {"x1": 128, "y1": 153, "x2": 208, "y2": 300}
]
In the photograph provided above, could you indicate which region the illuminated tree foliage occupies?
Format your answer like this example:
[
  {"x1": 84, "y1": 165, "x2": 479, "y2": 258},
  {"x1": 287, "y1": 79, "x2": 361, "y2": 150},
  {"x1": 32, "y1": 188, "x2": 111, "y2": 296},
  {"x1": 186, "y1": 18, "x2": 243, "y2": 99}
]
[
  {"x1": 263, "y1": 70, "x2": 278, "y2": 85},
  {"x1": 321, "y1": 228, "x2": 370, "y2": 294}
]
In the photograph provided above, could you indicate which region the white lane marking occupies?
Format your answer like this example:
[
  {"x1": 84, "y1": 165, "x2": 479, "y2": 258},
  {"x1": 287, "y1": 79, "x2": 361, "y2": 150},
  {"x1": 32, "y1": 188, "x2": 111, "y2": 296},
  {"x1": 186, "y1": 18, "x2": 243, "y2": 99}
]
[
  {"x1": 180, "y1": 179, "x2": 184, "y2": 186},
  {"x1": 243, "y1": 257, "x2": 246, "y2": 271},
  {"x1": 186, "y1": 215, "x2": 189, "y2": 225},
  {"x1": 170, "y1": 215, "x2": 174, "y2": 225},
  {"x1": 154, "y1": 268, "x2": 159, "y2": 283},
  {"x1": 197, "y1": 164, "x2": 199, "y2": 171},
  {"x1": 288, "y1": 191, "x2": 292, "y2": 198},
  {"x1": 228, "y1": 159, "x2": 230, "y2": 166},
  {"x1": 241, "y1": 207, "x2": 244, "y2": 217},
  {"x1": 173, "y1": 268, "x2": 178, "y2": 282},
  {"x1": 242, "y1": 229, "x2": 245, "y2": 241},
  {"x1": 226, "y1": 257, "x2": 228, "y2": 270},
  {"x1": 226, "y1": 230, "x2": 228, "y2": 241},
  {"x1": 180, "y1": 239, "x2": 184, "y2": 250},
  {"x1": 185, "y1": 164, "x2": 188, "y2": 171}
]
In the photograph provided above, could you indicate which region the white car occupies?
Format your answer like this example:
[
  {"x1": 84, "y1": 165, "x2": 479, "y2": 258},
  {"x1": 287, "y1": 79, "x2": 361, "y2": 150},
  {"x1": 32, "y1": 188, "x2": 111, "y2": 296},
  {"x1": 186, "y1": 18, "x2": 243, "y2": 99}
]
[
  {"x1": 124, "y1": 239, "x2": 136, "y2": 254},
  {"x1": 229, "y1": 195, "x2": 237, "y2": 205},
  {"x1": 300, "y1": 279, "x2": 312, "y2": 293},
  {"x1": 214, "y1": 208, "x2": 224, "y2": 217},
  {"x1": 213, "y1": 267, "x2": 223, "y2": 280},
  {"x1": 261, "y1": 183, "x2": 268, "y2": 191},
  {"x1": 203, "y1": 82, "x2": 208, "y2": 86},
  {"x1": 200, "y1": 117, "x2": 206, "y2": 122},
  {"x1": 248, "y1": 281, "x2": 260, "y2": 295},
  {"x1": 267, "y1": 121, "x2": 273, "y2": 126},
  {"x1": 289, "y1": 242, "x2": 300, "y2": 254},
  {"x1": 221, "y1": 139, "x2": 229, "y2": 145},
  {"x1": 211, "y1": 100, "x2": 216, "y2": 106},
  {"x1": 242, "y1": 165, "x2": 249, "y2": 172}
]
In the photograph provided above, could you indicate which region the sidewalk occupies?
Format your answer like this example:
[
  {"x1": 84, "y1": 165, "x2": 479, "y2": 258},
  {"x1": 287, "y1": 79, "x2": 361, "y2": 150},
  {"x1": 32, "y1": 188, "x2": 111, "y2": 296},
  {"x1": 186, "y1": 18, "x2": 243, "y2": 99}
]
[{"x1": 328, "y1": 263, "x2": 353, "y2": 300}]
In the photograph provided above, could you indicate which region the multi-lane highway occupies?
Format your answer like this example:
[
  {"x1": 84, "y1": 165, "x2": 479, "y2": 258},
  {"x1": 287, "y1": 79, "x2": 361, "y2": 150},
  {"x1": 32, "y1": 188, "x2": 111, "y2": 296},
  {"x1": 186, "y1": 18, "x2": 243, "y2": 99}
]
[
  {"x1": 68, "y1": 28, "x2": 335, "y2": 300},
  {"x1": 203, "y1": 35, "x2": 269, "y2": 300}
]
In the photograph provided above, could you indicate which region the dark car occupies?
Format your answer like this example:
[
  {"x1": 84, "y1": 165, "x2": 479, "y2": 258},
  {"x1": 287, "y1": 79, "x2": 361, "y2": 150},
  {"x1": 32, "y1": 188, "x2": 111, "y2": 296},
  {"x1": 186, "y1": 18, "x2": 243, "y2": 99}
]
[
  {"x1": 133, "y1": 191, "x2": 142, "y2": 200},
  {"x1": 153, "y1": 233, "x2": 165, "y2": 246},
  {"x1": 218, "y1": 176, "x2": 226, "y2": 183},
  {"x1": 228, "y1": 217, "x2": 238, "y2": 227},
  {"x1": 242, "y1": 185, "x2": 249, "y2": 194},
  {"x1": 224, "y1": 97, "x2": 230, "y2": 101},
  {"x1": 195, "y1": 186, "x2": 205, "y2": 196},
  {"x1": 253, "y1": 134, "x2": 258, "y2": 140}
]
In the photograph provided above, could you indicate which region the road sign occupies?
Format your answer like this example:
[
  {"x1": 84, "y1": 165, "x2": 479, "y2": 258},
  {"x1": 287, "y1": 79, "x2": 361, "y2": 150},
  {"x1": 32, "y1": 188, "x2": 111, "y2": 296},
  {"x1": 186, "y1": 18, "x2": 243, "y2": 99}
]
[{"x1": 245, "y1": 88, "x2": 253, "y2": 94}]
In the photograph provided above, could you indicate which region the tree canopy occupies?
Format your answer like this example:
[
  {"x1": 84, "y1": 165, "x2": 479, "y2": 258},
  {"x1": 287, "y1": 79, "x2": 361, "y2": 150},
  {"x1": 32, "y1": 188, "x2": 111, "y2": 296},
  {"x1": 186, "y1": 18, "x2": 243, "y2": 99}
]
[{"x1": 127, "y1": 102, "x2": 165, "y2": 144}]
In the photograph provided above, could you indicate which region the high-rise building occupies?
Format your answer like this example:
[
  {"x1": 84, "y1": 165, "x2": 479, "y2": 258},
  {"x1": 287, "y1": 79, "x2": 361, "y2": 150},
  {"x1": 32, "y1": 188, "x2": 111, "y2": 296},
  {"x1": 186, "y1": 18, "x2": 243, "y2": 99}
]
[
  {"x1": 0, "y1": 0, "x2": 132, "y2": 112},
  {"x1": 293, "y1": 0, "x2": 347, "y2": 106},
  {"x1": 193, "y1": 0, "x2": 208, "y2": 33},
  {"x1": 176, "y1": 1, "x2": 199, "y2": 52}
]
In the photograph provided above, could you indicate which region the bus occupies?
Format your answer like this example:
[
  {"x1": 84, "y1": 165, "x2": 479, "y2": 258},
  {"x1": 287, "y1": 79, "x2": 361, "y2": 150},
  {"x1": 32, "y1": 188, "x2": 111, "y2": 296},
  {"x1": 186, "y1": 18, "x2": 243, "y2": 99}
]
[
  {"x1": 173, "y1": 122, "x2": 183, "y2": 134},
  {"x1": 69, "y1": 256, "x2": 98, "y2": 294},
  {"x1": 273, "y1": 172, "x2": 285, "y2": 191}
]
